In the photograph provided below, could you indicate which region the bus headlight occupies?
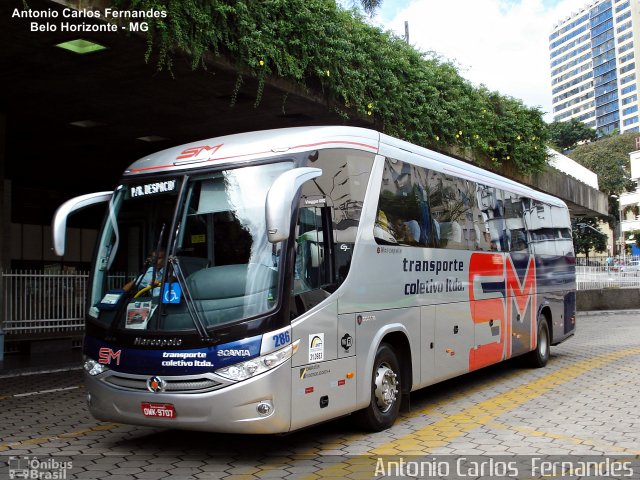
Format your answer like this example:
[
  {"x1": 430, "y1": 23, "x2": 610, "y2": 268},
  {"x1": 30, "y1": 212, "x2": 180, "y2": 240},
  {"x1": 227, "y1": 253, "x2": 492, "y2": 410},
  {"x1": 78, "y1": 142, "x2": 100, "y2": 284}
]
[
  {"x1": 215, "y1": 341, "x2": 299, "y2": 381},
  {"x1": 83, "y1": 357, "x2": 108, "y2": 376}
]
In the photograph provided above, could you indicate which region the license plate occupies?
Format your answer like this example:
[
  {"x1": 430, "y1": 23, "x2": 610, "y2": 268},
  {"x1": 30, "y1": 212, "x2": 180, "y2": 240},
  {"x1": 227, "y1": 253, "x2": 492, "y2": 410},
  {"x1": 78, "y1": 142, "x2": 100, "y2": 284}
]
[{"x1": 141, "y1": 402, "x2": 176, "y2": 419}]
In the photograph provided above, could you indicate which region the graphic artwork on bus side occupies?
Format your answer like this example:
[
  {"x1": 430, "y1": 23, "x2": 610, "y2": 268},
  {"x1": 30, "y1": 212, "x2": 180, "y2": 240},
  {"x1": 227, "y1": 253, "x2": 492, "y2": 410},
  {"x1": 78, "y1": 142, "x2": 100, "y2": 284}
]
[{"x1": 468, "y1": 253, "x2": 537, "y2": 371}]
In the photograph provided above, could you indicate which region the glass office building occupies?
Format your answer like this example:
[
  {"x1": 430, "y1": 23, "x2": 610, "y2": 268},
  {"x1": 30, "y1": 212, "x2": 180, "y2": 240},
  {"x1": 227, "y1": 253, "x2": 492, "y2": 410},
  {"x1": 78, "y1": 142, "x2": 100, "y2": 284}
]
[{"x1": 550, "y1": 0, "x2": 640, "y2": 134}]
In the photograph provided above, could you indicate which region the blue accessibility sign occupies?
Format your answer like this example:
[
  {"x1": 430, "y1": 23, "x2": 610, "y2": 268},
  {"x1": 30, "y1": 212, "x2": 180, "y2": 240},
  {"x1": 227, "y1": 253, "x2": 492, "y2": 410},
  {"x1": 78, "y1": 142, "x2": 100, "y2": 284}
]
[{"x1": 162, "y1": 282, "x2": 182, "y2": 304}]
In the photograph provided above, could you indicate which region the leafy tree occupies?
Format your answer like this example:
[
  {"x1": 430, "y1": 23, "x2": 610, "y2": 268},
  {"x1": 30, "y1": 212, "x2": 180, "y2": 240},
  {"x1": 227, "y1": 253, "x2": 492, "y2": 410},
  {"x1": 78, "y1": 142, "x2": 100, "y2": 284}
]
[
  {"x1": 572, "y1": 217, "x2": 607, "y2": 259},
  {"x1": 626, "y1": 229, "x2": 640, "y2": 248},
  {"x1": 548, "y1": 119, "x2": 597, "y2": 151},
  {"x1": 110, "y1": 0, "x2": 549, "y2": 175},
  {"x1": 569, "y1": 132, "x2": 637, "y2": 196},
  {"x1": 355, "y1": 0, "x2": 382, "y2": 15}
]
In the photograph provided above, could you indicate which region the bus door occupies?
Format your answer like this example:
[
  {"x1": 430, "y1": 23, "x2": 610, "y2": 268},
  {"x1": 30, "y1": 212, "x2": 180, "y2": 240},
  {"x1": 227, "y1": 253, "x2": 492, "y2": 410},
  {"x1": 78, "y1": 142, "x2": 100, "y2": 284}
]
[{"x1": 289, "y1": 203, "x2": 356, "y2": 430}]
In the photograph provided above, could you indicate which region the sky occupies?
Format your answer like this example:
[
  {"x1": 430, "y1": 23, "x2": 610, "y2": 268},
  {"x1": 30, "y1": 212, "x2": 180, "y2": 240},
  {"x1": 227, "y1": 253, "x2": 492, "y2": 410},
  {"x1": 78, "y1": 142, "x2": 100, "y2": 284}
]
[{"x1": 374, "y1": 0, "x2": 594, "y2": 122}]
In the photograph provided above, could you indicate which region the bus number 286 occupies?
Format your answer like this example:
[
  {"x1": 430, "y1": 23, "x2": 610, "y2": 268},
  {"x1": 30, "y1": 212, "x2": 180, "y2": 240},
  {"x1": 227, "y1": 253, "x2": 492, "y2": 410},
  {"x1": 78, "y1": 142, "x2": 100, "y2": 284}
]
[{"x1": 273, "y1": 331, "x2": 291, "y2": 348}]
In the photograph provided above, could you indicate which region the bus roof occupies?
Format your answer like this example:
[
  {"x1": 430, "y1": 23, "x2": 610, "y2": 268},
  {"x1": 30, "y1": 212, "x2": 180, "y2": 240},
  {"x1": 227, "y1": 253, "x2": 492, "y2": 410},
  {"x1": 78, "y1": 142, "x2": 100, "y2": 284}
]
[
  {"x1": 124, "y1": 126, "x2": 380, "y2": 175},
  {"x1": 124, "y1": 126, "x2": 566, "y2": 208}
]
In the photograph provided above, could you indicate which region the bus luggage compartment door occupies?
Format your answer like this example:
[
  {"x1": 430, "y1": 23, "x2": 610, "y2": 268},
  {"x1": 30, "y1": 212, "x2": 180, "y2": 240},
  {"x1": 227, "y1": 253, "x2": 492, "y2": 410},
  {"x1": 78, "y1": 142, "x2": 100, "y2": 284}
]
[
  {"x1": 290, "y1": 356, "x2": 357, "y2": 431},
  {"x1": 434, "y1": 302, "x2": 474, "y2": 381}
]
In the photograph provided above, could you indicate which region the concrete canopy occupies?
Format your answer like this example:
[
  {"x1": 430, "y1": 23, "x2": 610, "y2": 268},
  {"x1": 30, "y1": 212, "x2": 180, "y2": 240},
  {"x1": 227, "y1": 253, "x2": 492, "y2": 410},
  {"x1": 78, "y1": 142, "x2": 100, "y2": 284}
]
[
  {"x1": 1, "y1": 0, "x2": 606, "y2": 233},
  {"x1": 1, "y1": 0, "x2": 370, "y2": 227}
]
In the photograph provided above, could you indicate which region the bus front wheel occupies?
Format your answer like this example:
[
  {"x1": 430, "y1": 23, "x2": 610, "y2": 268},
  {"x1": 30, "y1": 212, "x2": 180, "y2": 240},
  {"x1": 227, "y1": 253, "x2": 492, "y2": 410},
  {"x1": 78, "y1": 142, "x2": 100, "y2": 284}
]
[
  {"x1": 526, "y1": 315, "x2": 550, "y2": 368},
  {"x1": 354, "y1": 343, "x2": 401, "y2": 431}
]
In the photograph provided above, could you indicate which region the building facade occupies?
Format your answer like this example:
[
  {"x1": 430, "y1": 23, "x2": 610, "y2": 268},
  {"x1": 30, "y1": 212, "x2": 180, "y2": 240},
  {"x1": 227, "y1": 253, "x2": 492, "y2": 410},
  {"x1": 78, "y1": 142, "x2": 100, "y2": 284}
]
[
  {"x1": 618, "y1": 148, "x2": 640, "y2": 252},
  {"x1": 550, "y1": 0, "x2": 640, "y2": 135}
]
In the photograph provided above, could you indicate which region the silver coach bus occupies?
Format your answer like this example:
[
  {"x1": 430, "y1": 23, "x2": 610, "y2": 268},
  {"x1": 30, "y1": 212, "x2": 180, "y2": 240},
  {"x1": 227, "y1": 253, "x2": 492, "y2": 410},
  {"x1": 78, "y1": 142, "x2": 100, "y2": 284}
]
[{"x1": 53, "y1": 126, "x2": 576, "y2": 433}]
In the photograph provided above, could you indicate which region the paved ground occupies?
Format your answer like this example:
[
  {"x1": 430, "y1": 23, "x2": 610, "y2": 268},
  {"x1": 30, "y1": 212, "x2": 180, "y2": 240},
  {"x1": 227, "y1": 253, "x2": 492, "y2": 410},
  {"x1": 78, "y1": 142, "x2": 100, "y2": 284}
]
[{"x1": 1, "y1": 311, "x2": 639, "y2": 479}]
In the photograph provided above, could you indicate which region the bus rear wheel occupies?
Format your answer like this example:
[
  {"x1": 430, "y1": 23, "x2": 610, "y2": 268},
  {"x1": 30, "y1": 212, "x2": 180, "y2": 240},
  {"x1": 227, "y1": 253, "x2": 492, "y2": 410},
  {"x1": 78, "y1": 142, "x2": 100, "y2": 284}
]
[
  {"x1": 354, "y1": 343, "x2": 401, "y2": 431},
  {"x1": 526, "y1": 314, "x2": 550, "y2": 368}
]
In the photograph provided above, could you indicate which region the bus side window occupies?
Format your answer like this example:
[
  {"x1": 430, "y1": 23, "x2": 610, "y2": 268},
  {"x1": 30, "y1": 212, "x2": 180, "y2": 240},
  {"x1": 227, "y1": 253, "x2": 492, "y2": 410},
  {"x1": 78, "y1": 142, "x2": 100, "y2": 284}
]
[
  {"x1": 504, "y1": 193, "x2": 528, "y2": 252},
  {"x1": 295, "y1": 148, "x2": 375, "y2": 294},
  {"x1": 525, "y1": 200, "x2": 565, "y2": 256},
  {"x1": 427, "y1": 171, "x2": 478, "y2": 250},
  {"x1": 293, "y1": 207, "x2": 326, "y2": 295},
  {"x1": 375, "y1": 158, "x2": 436, "y2": 247},
  {"x1": 290, "y1": 206, "x2": 334, "y2": 319},
  {"x1": 476, "y1": 185, "x2": 509, "y2": 252}
]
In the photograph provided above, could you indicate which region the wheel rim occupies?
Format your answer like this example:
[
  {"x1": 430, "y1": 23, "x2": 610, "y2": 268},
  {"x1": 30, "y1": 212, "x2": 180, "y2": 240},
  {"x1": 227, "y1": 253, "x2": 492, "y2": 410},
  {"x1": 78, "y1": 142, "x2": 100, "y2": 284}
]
[
  {"x1": 374, "y1": 362, "x2": 398, "y2": 413},
  {"x1": 539, "y1": 324, "x2": 549, "y2": 358}
]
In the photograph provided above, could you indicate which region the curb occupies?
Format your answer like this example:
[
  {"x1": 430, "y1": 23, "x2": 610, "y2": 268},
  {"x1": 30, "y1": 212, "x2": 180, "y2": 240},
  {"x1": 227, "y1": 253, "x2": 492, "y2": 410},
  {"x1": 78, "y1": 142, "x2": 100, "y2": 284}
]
[
  {"x1": 0, "y1": 365, "x2": 82, "y2": 380},
  {"x1": 577, "y1": 309, "x2": 640, "y2": 316}
]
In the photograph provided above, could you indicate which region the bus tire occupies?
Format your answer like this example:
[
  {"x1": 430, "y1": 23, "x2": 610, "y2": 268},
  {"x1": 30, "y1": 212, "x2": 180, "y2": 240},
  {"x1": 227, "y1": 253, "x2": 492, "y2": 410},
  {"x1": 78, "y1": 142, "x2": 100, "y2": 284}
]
[
  {"x1": 526, "y1": 315, "x2": 550, "y2": 368},
  {"x1": 354, "y1": 343, "x2": 401, "y2": 431}
]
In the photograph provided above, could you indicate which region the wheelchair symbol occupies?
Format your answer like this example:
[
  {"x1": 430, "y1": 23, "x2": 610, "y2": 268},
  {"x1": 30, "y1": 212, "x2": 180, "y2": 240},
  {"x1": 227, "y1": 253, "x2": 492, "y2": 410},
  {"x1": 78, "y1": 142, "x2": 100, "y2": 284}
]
[
  {"x1": 162, "y1": 283, "x2": 181, "y2": 304},
  {"x1": 164, "y1": 290, "x2": 178, "y2": 302}
]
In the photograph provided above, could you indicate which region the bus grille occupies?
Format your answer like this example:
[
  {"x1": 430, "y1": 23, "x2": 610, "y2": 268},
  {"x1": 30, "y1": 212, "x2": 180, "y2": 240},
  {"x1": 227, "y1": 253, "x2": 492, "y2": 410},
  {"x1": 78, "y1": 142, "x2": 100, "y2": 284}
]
[{"x1": 103, "y1": 374, "x2": 222, "y2": 393}]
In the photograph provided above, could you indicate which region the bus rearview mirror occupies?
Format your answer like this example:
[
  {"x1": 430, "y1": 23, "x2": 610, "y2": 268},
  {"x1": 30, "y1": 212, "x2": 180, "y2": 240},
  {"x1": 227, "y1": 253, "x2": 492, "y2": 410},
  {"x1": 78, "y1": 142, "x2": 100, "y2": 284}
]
[
  {"x1": 265, "y1": 167, "x2": 322, "y2": 243},
  {"x1": 52, "y1": 191, "x2": 113, "y2": 256}
]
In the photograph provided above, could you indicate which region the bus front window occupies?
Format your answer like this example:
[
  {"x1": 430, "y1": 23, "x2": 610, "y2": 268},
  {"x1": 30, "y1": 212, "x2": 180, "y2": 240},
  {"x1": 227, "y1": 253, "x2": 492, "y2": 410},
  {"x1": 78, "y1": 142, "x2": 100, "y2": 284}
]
[
  {"x1": 167, "y1": 162, "x2": 293, "y2": 330},
  {"x1": 89, "y1": 179, "x2": 182, "y2": 327},
  {"x1": 89, "y1": 162, "x2": 293, "y2": 333}
]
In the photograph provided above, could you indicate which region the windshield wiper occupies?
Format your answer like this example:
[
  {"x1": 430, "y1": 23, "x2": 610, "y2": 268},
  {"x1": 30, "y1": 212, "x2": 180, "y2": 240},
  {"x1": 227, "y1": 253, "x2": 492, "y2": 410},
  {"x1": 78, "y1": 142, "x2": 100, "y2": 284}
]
[
  {"x1": 165, "y1": 221, "x2": 213, "y2": 342},
  {"x1": 168, "y1": 255, "x2": 213, "y2": 343}
]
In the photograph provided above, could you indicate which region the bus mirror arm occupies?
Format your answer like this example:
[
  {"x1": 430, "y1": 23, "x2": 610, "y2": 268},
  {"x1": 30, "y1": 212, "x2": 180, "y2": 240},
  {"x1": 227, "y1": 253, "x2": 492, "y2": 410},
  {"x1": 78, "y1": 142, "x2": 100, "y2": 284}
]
[
  {"x1": 265, "y1": 167, "x2": 322, "y2": 243},
  {"x1": 52, "y1": 191, "x2": 113, "y2": 256}
]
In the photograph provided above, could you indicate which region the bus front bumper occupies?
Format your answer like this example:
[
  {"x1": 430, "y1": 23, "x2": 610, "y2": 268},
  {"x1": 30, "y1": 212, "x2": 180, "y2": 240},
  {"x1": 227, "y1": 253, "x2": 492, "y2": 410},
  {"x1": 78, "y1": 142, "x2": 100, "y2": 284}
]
[{"x1": 85, "y1": 361, "x2": 292, "y2": 434}]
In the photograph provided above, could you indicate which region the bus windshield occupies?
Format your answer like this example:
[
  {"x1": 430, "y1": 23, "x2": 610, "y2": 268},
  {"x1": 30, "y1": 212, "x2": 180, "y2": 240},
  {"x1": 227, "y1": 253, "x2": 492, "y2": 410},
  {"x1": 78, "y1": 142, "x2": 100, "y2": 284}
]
[{"x1": 89, "y1": 162, "x2": 293, "y2": 333}]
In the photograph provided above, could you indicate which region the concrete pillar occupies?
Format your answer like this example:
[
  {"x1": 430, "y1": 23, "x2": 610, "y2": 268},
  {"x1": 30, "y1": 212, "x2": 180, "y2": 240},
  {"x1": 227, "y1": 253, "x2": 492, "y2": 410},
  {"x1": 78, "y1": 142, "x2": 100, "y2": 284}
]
[
  {"x1": 0, "y1": 113, "x2": 7, "y2": 271},
  {"x1": 0, "y1": 113, "x2": 5, "y2": 353}
]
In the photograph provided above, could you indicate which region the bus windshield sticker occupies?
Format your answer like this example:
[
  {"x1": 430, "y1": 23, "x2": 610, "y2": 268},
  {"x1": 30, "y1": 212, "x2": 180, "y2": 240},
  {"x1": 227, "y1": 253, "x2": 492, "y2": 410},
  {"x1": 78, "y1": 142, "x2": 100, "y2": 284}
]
[
  {"x1": 98, "y1": 290, "x2": 125, "y2": 310},
  {"x1": 125, "y1": 301, "x2": 155, "y2": 329},
  {"x1": 308, "y1": 333, "x2": 324, "y2": 363},
  {"x1": 162, "y1": 283, "x2": 182, "y2": 304}
]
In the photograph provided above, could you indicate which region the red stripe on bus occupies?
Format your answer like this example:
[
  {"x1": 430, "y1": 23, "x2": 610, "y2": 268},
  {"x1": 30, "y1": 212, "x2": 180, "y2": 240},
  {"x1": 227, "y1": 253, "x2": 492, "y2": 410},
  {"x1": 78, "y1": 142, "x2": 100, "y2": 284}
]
[
  {"x1": 127, "y1": 150, "x2": 272, "y2": 173},
  {"x1": 127, "y1": 141, "x2": 378, "y2": 173}
]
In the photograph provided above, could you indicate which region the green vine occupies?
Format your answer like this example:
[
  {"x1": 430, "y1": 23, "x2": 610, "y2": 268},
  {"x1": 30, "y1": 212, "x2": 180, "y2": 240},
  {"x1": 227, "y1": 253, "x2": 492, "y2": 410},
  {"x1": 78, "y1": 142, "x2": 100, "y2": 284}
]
[
  {"x1": 230, "y1": 74, "x2": 243, "y2": 108},
  {"x1": 113, "y1": 0, "x2": 549, "y2": 175}
]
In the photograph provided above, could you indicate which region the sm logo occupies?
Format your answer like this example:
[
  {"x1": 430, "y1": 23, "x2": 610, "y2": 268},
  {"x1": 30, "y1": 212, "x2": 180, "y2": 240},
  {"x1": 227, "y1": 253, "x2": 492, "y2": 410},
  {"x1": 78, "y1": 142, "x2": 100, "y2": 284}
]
[
  {"x1": 175, "y1": 143, "x2": 222, "y2": 161},
  {"x1": 98, "y1": 347, "x2": 122, "y2": 366},
  {"x1": 468, "y1": 253, "x2": 537, "y2": 370}
]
